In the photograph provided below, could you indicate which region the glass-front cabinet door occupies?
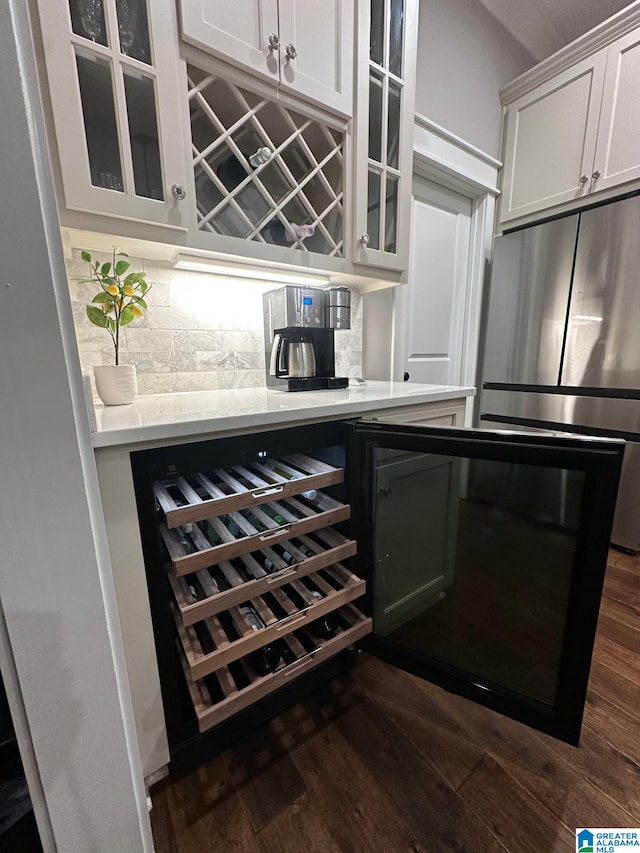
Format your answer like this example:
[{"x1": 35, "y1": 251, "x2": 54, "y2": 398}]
[
  {"x1": 353, "y1": 0, "x2": 418, "y2": 273},
  {"x1": 353, "y1": 422, "x2": 624, "y2": 743},
  {"x1": 36, "y1": 0, "x2": 188, "y2": 229}
]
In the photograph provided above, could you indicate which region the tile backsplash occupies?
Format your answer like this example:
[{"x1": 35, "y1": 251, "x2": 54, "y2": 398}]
[{"x1": 66, "y1": 250, "x2": 363, "y2": 397}]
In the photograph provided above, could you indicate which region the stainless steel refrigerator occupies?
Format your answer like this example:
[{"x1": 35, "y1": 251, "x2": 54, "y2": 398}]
[{"x1": 477, "y1": 192, "x2": 640, "y2": 550}]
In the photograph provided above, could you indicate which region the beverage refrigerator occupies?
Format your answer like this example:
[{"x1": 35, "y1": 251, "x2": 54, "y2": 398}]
[{"x1": 131, "y1": 418, "x2": 623, "y2": 774}]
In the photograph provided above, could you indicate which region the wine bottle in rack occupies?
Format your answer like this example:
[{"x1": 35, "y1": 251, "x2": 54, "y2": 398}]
[
  {"x1": 225, "y1": 516, "x2": 242, "y2": 538},
  {"x1": 301, "y1": 489, "x2": 318, "y2": 502},
  {"x1": 240, "y1": 509, "x2": 268, "y2": 532},
  {"x1": 297, "y1": 542, "x2": 316, "y2": 558},
  {"x1": 265, "y1": 461, "x2": 302, "y2": 481},
  {"x1": 217, "y1": 146, "x2": 272, "y2": 191},
  {"x1": 262, "y1": 505, "x2": 288, "y2": 526},
  {"x1": 308, "y1": 591, "x2": 337, "y2": 639},
  {"x1": 281, "y1": 548, "x2": 300, "y2": 566},
  {"x1": 261, "y1": 220, "x2": 316, "y2": 247},
  {"x1": 203, "y1": 521, "x2": 223, "y2": 546},
  {"x1": 239, "y1": 605, "x2": 282, "y2": 675}
]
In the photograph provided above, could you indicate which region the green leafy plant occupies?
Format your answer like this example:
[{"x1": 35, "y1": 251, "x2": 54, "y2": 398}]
[{"x1": 79, "y1": 250, "x2": 151, "y2": 365}]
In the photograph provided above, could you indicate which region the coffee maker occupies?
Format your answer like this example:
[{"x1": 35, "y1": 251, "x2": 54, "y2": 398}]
[{"x1": 263, "y1": 285, "x2": 350, "y2": 391}]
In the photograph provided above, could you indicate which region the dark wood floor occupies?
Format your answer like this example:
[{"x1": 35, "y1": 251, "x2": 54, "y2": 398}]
[{"x1": 151, "y1": 548, "x2": 640, "y2": 853}]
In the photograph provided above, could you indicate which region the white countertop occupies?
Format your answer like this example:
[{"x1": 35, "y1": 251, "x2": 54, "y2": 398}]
[{"x1": 91, "y1": 381, "x2": 475, "y2": 448}]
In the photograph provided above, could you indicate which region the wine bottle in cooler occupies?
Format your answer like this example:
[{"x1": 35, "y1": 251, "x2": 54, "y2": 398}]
[
  {"x1": 297, "y1": 542, "x2": 316, "y2": 558},
  {"x1": 262, "y1": 504, "x2": 288, "y2": 526},
  {"x1": 240, "y1": 605, "x2": 282, "y2": 675},
  {"x1": 308, "y1": 591, "x2": 337, "y2": 639},
  {"x1": 281, "y1": 548, "x2": 300, "y2": 566},
  {"x1": 203, "y1": 521, "x2": 223, "y2": 546}
]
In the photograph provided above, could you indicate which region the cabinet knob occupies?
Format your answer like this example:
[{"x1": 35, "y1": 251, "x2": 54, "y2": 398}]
[
  {"x1": 268, "y1": 33, "x2": 280, "y2": 51},
  {"x1": 285, "y1": 43, "x2": 297, "y2": 60},
  {"x1": 171, "y1": 184, "x2": 186, "y2": 200},
  {"x1": 359, "y1": 233, "x2": 370, "y2": 245},
  {"x1": 403, "y1": 371, "x2": 410, "y2": 381},
  {"x1": 592, "y1": 169, "x2": 601, "y2": 180},
  {"x1": 579, "y1": 174, "x2": 589, "y2": 184}
]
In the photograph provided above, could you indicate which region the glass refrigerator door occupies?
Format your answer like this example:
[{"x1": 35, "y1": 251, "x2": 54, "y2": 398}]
[{"x1": 353, "y1": 422, "x2": 624, "y2": 744}]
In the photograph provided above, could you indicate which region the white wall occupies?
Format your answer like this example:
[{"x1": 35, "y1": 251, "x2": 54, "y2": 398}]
[{"x1": 415, "y1": 0, "x2": 535, "y2": 158}]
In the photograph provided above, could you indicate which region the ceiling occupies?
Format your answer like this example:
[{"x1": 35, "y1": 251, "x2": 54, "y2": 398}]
[{"x1": 476, "y1": 0, "x2": 636, "y2": 61}]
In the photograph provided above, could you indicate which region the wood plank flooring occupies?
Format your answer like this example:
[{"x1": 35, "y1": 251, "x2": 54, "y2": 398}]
[{"x1": 151, "y1": 548, "x2": 640, "y2": 853}]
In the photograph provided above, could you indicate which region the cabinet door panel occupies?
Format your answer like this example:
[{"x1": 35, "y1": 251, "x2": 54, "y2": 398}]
[
  {"x1": 38, "y1": 0, "x2": 188, "y2": 228},
  {"x1": 278, "y1": 0, "x2": 353, "y2": 116},
  {"x1": 354, "y1": 0, "x2": 418, "y2": 273},
  {"x1": 593, "y1": 30, "x2": 640, "y2": 192},
  {"x1": 178, "y1": 0, "x2": 280, "y2": 83},
  {"x1": 500, "y1": 51, "x2": 607, "y2": 224},
  {"x1": 373, "y1": 451, "x2": 458, "y2": 634}
]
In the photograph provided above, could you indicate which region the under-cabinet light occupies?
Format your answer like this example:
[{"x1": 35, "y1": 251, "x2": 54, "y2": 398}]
[{"x1": 172, "y1": 254, "x2": 331, "y2": 286}]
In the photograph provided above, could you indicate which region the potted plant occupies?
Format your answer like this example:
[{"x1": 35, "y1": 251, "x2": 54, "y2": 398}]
[{"x1": 79, "y1": 249, "x2": 151, "y2": 405}]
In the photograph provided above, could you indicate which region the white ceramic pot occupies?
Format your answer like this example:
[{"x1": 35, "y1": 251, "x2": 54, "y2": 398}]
[{"x1": 94, "y1": 364, "x2": 137, "y2": 406}]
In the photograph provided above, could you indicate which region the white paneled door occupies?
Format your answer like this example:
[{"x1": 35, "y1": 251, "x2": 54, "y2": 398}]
[{"x1": 395, "y1": 177, "x2": 472, "y2": 385}]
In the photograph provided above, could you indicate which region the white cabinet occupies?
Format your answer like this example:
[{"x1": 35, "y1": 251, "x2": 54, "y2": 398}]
[
  {"x1": 353, "y1": 0, "x2": 419, "y2": 274},
  {"x1": 500, "y1": 52, "x2": 607, "y2": 223},
  {"x1": 593, "y1": 29, "x2": 640, "y2": 192},
  {"x1": 178, "y1": 0, "x2": 353, "y2": 116},
  {"x1": 500, "y1": 18, "x2": 640, "y2": 224},
  {"x1": 37, "y1": 0, "x2": 189, "y2": 230}
]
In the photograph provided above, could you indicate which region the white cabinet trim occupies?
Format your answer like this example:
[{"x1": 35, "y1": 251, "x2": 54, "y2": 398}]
[{"x1": 410, "y1": 119, "x2": 497, "y2": 405}]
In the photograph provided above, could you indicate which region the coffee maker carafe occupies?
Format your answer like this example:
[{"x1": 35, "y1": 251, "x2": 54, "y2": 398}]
[
  {"x1": 269, "y1": 329, "x2": 317, "y2": 379},
  {"x1": 263, "y1": 285, "x2": 350, "y2": 392}
]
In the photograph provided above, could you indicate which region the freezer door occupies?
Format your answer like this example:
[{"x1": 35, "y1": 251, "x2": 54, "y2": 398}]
[
  {"x1": 353, "y1": 421, "x2": 623, "y2": 744},
  {"x1": 482, "y1": 215, "x2": 579, "y2": 385},
  {"x1": 562, "y1": 193, "x2": 640, "y2": 389}
]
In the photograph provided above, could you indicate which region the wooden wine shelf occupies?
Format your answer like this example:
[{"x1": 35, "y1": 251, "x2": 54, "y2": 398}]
[
  {"x1": 160, "y1": 492, "x2": 351, "y2": 577},
  {"x1": 155, "y1": 453, "x2": 344, "y2": 529},
  {"x1": 180, "y1": 605, "x2": 372, "y2": 733},
  {"x1": 173, "y1": 565, "x2": 366, "y2": 680},
  {"x1": 169, "y1": 527, "x2": 357, "y2": 626}
]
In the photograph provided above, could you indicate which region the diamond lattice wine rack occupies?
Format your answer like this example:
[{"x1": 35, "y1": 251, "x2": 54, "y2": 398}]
[{"x1": 187, "y1": 65, "x2": 345, "y2": 258}]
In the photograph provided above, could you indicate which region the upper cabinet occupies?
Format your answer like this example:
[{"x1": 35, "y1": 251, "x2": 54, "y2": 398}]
[
  {"x1": 36, "y1": 0, "x2": 189, "y2": 230},
  {"x1": 178, "y1": 0, "x2": 354, "y2": 117},
  {"x1": 353, "y1": 0, "x2": 418, "y2": 273},
  {"x1": 500, "y1": 52, "x2": 607, "y2": 222},
  {"x1": 499, "y1": 11, "x2": 640, "y2": 225},
  {"x1": 34, "y1": 0, "x2": 419, "y2": 287},
  {"x1": 593, "y1": 29, "x2": 640, "y2": 193}
]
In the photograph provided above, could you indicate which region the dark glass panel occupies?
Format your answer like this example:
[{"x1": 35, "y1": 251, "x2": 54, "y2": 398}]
[
  {"x1": 387, "y1": 81, "x2": 401, "y2": 169},
  {"x1": 389, "y1": 0, "x2": 404, "y2": 76},
  {"x1": 123, "y1": 71, "x2": 163, "y2": 199},
  {"x1": 370, "y1": 0, "x2": 384, "y2": 65},
  {"x1": 76, "y1": 52, "x2": 124, "y2": 191},
  {"x1": 384, "y1": 175, "x2": 398, "y2": 253},
  {"x1": 368, "y1": 71, "x2": 383, "y2": 162},
  {"x1": 373, "y1": 449, "x2": 585, "y2": 706},
  {"x1": 367, "y1": 169, "x2": 381, "y2": 250},
  {"x1": 115, "y1": 0, "x2": 152, "y2": 64},
  {"x1": 69, "y1": 0, "x2": 108, "y2": 45}
]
